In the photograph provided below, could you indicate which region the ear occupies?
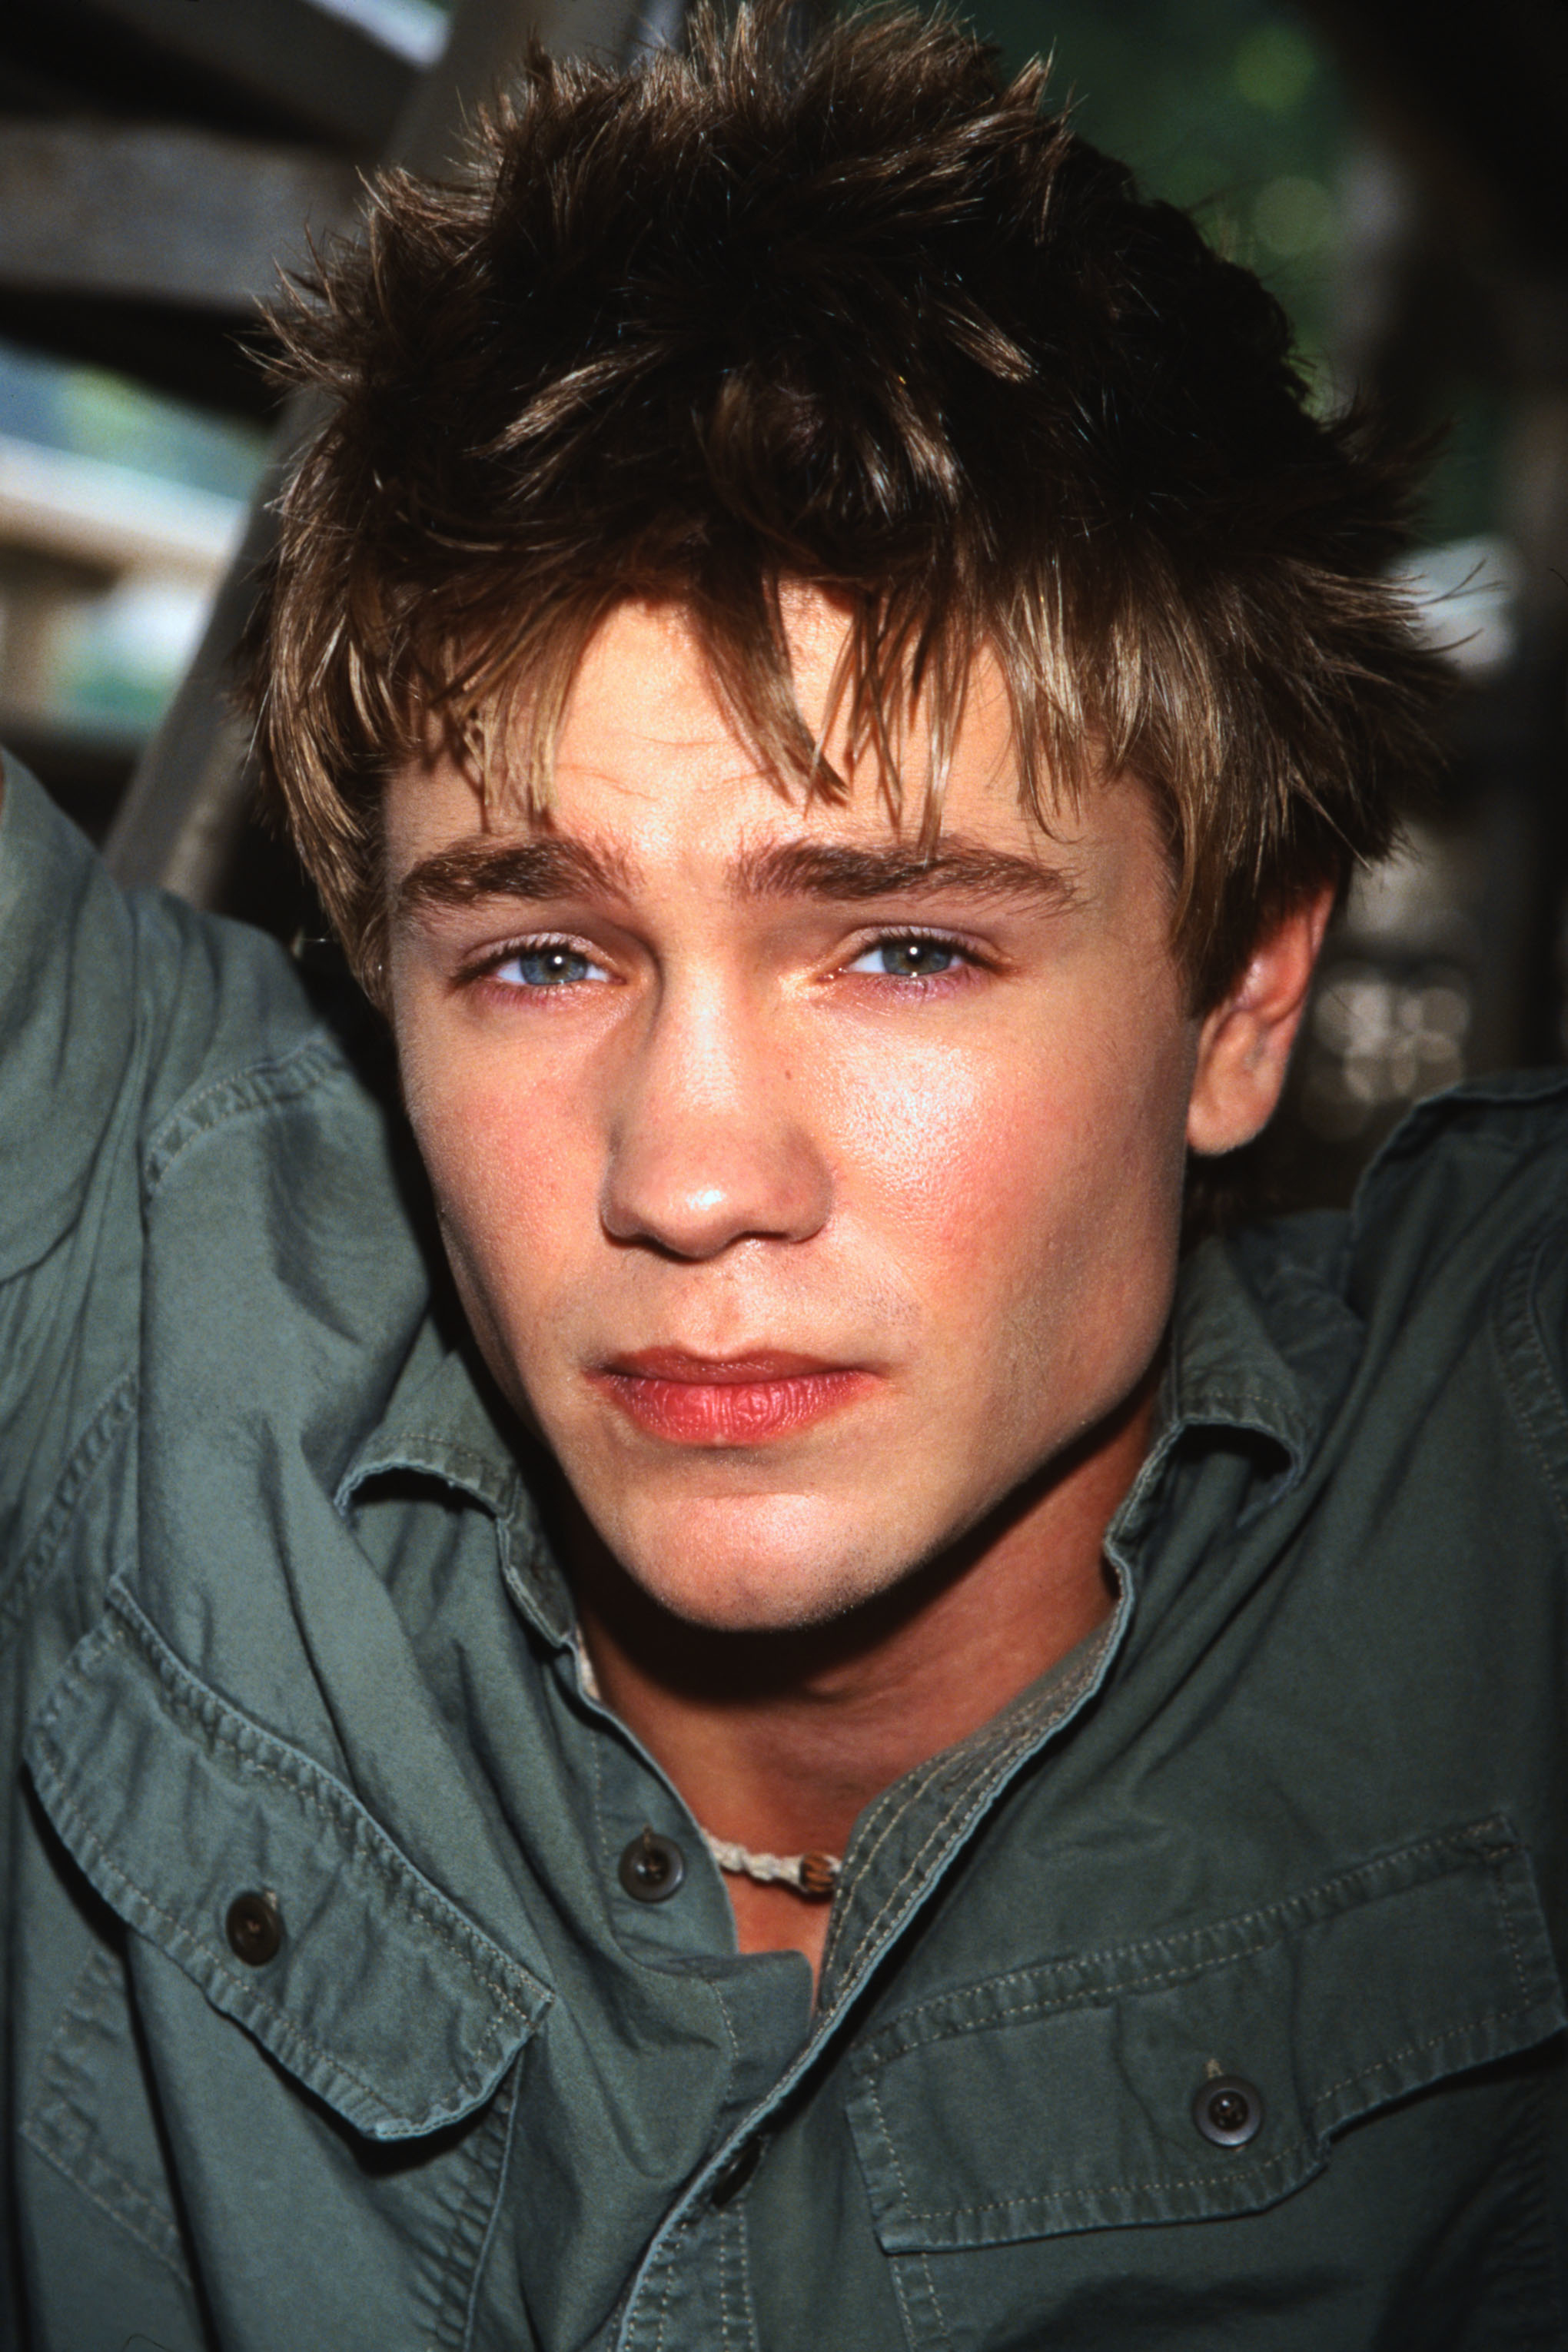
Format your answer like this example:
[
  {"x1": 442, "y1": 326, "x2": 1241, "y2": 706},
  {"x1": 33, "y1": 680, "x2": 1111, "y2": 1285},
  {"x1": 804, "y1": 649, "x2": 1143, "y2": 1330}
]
[{"x1": 1186, "y1": 887, "x2": 1335, "y2": 1156}]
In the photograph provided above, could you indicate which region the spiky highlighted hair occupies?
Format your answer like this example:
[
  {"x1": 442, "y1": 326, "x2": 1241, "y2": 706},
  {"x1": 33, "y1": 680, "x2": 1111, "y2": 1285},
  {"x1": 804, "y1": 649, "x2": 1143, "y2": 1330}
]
[{"x1": 241, "y1": 2, "x2": 1445, "y2": 1008}]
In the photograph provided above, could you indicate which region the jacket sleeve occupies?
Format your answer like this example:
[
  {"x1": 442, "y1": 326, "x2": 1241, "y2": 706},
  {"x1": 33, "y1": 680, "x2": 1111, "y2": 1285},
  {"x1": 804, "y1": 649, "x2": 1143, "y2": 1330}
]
[
  {"x1": 0, "y1": 747, "x2": 328, "y2": 1594},
  {"x1": 0, "y1": 751, "x2": 146, "y2": 1284}
]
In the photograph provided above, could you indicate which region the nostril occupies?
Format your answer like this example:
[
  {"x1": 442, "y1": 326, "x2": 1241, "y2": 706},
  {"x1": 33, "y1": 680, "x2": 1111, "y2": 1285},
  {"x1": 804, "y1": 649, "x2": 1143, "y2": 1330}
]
[{"x1": 599, "y1": 1119, "x2": 832, "y2": 1258}]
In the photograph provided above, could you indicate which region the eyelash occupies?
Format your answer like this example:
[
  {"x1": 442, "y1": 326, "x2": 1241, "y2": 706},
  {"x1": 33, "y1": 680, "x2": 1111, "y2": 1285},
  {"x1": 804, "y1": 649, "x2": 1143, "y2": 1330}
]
[
  {"x1": 842, "y1": 928, "x2": 984, "y2": 985},
  {"x1": 459, "y1": 935, "x2": 605, "y2": 995},
  {"x1": 457, "y1": 926, "x2": 988, "y2": 997}
]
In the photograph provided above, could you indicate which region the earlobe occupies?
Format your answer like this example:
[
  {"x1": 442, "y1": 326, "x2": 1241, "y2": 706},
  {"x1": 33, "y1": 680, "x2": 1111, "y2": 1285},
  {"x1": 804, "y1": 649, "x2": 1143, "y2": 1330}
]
[{"x1": 1186, "y1": 888, "x2": 1334, "y2": 1157}]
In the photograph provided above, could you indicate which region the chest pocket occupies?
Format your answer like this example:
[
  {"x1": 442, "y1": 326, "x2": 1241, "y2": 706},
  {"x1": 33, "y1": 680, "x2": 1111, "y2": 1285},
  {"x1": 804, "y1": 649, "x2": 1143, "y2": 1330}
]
[
  {"x1": 845, "y1": 1818, "x2": 1564, "y2": 2254},
  {"x1": 27, "y1": 1597, "x2": 552, "y2": 2141}
]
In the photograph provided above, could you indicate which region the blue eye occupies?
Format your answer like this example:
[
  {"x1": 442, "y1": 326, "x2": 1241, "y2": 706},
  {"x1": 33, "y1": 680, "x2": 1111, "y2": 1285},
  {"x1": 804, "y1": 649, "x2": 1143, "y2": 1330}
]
[
  {"x1": 494, "y1": 945, "x2": 604, "y2": 988},
  {"x1": 849, "y1": 937, "x2": 961, "y2": 978}
]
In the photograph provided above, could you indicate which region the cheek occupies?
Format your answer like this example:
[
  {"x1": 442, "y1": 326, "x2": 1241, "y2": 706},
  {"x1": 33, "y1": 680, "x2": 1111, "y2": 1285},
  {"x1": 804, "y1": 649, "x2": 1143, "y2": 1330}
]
[
  {"x1": 833, "y1": 1011, "x2": 1193, "y2": 1292},
  {"x1": 842, "y1": 1009, "x2": 1195, "y2": 1469},
  {"x1": 400, "y1": 1035, "x2": 596, "y2": 1311}
]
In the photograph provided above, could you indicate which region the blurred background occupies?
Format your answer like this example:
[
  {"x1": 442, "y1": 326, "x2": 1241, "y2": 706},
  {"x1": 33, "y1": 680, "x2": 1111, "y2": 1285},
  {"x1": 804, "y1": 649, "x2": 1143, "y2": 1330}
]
[{"x1": 2, "y1": 0, "x2": 1564, "y2": 1208}]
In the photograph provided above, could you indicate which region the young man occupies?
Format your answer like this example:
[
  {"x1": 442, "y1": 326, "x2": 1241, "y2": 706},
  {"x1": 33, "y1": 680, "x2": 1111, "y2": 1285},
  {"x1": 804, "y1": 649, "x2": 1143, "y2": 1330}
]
[{"x1": 4, "y1": 8, "x2": 1564, "y2": 2348}]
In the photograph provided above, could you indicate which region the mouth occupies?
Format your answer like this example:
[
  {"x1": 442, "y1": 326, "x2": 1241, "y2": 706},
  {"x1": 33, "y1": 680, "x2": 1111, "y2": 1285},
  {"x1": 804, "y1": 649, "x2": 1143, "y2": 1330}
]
[{"x1": 588, "y1": 1347, "x2": 875, "y2": 1446}]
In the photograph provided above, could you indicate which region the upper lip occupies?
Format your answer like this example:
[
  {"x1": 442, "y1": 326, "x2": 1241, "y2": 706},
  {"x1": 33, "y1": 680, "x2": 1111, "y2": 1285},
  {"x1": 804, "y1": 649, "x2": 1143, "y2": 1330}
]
[{"x1": 597, "y1": 1347, "x2": 856, "y2": 1384}]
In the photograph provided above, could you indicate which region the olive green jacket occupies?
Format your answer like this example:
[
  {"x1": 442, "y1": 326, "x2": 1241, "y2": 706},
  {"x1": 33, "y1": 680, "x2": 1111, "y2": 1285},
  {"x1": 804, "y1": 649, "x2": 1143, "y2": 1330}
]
[{"x1": 3, "y1": 751, "x2": 1566, "y2": 2350}]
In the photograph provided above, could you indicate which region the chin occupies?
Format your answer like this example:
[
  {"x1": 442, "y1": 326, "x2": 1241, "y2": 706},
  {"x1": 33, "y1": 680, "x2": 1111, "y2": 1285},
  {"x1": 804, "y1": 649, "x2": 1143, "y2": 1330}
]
[{"x1": 610, "y1": 1497, "x2": 898, "y2": 1633}]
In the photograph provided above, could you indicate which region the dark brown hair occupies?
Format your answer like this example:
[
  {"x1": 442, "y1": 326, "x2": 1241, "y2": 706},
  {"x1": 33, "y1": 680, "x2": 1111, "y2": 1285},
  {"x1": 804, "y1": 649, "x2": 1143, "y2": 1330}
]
[{"x1": 242, "y1": 2, "x2": 1446, "y2": 1008}]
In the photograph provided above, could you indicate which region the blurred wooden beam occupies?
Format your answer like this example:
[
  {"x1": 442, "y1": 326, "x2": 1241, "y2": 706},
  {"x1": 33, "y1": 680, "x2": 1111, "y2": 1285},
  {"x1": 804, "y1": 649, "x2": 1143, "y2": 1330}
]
[
  {"x1": 0, "y1": 292, "x2": 284, "y2": 421},
  {"x1": 105, "y1": 0, "x2": 666, "y2": 904},
  {"x1": 0, "y1": 122, "x2": 355, "y2": 311},
  {"x1": 85, "y1": 0, "x2": 427, "y2": 156},
  {"x1": 0, "y1": 435, "x2": 243, "y2": 583}
]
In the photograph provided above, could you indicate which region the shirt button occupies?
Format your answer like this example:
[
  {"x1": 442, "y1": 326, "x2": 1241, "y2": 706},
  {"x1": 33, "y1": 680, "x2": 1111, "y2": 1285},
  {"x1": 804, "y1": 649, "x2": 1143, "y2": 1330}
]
[
  {"x1": 618, "y1": 1827, "x2": 686, "y2": 1903},
  {"x1": 1192, "y1": 2075, "x2": 1264, "y2": 2148},
  {"x1": 709, "y1": 2141, "x2": 762, "y2": 2207},
  {"x1": 225, "y1": 1891, "x2": 284, "y2": 1965}
]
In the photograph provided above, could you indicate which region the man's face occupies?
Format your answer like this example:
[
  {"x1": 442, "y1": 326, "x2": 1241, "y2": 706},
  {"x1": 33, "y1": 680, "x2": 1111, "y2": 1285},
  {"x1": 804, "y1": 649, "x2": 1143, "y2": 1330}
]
[{"x1": 386, "y1": 596, "x2": 1202, "y2": 1632}]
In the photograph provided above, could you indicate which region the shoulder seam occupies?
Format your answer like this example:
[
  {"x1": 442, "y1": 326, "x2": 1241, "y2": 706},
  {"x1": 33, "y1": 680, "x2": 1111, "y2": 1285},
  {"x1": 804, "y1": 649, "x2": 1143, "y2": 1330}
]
[
  {"x1": 1351, "y1": 1071, "x2": 1568, "y2": 1242},
  {"x1": 142, "y1": 1031, "x2": 350, "y2": 1198},
  {"x1": 1493, "y1": 1214, "x2": 1568, "y2": 1546}
]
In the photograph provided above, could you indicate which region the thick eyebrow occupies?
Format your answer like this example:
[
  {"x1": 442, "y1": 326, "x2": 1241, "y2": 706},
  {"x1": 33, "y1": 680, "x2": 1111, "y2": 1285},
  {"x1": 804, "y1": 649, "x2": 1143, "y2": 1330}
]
[
  {"x1": 394, "y1": 829, "x2": 1077, "y2": 927},
  {"x1": 395, "y1": 835, "x2": 635, "y2": 924},
  {"x1": 735, "y1": 836, "x2": 1079, "y2": 910}
]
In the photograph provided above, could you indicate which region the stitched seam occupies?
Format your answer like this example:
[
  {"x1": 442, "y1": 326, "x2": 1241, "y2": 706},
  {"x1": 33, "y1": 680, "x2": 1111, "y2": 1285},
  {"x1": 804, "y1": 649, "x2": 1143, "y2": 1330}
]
[
  {"x1": 888, "y1": 2256, "x2": 927, "y2": 2352},
  {"x1": 95, "y1": 1699, "x2": 527, "y2": 2035},
  {"x1": 1500, "y1": 1344, "x2": 1568, "y2": 1536},
  {"x1": 875, "y1": 1965, "x2": 1545, "y2": 2226},
  {"x1": 832, "y1": 1761, "x2": 991, "y2": 1988},
  {"x1": 838, "y1": 1713, "x2": 1045, "y2": 1984},
  {"x1": 919, "y1": 2254, "x2": 953, "y2": 2352},
  {"x1": 22, "y1": 2117, "x2": 189, "y2": 2281},
  {"x1": 81, "y1": 1602, "x2": 540, "y2": 2025},
  {"x1": 823, "y1": 1636, "x2": 1107, "y2": 1986},
  {"x1": 650, "y1": 2234, "x2": 680, "y2": 2352},
  {"x1": 344, "y1": 1434, "x2": 515, "y2": 1515},
  {"x1": 857, "y1": 1820, "x2": 1513, "y2": 2052},
  {"x1": 719, "y1": 2211, "x2": 739, "y2": 2352},
  {"x1": 460, "y1": 2070, "x2": 523, "y2": 2352},
  {"x1": 1495, "y1": 1862, "x2": 1534, "y2": 2008},
  {"x1": 735, "y1": 2204, "x2": 759, "y2": 2352},
  {"x1": 0, "y1": 1372, "x2": 137, "y2": 1659},
  {"x1": 21, "y1": 1943, "x2": 115, "y2": 2126},
  {"x1": 867, "y1": 2071, "x2": 915, "y2": 2221},
  {"x1": 1495, "y1": 1224, "x2": 1568, "y2": 1540},
  {"x1": 705, "y1": 1976, "x2": 745, "y2": 2104},
  {"x1": 1348, "y1": 1083, "x2": 1568, "y2": 1229},
  {"x1": 27, "y1": 1777, "x2": 419, "y2": 2128},
  {"x1": 592, "y1": 1716, "x2": 615, "y2": 1933},
  {"x1": 827, "y1": 1712, "x2": 1043, "y2": 1983},
  {"x1": 351, "y1": 1436, "x2": 500, "y2": 1478},
  {"x1": 820, "y1": 1747, "x2": 959, "y2": 1981},
  {"x1": 894, "y1": 2141, "x2": 1312, "y2": 2224},
  {"x1": 1311, "y1": 1996, "x2": 1537, "y2": 2111},
  {"x1": 143, "y1": 1035, "x2": 344, "y2": 1191},
  {"x1": 432, "y1": 2081, "x2": 513, "y2": 2346},
  {"x1": 835, "y1": 1698, "x2": 1067, "y2": 1990},
  {"x1": 1183, "y1": 1384, "x2": 1308, "y2": 1420},
  {"x1": 827, "y1": 1627, "x2": 1109, "y2": 1994},
  {"x1": 453, "y1": 2058, "x2": 523, "y2": 2352},
  {"x1": 21, "y1": 1949, "x2": 188, "y2": 2282}
]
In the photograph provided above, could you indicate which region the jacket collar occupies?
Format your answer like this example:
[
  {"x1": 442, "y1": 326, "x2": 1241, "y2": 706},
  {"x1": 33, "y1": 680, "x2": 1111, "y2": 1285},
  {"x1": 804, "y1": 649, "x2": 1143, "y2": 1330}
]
[
  {"x1": 337, "y1": 1321, "x2": 574, "y2": 1643},
  {"x1": 1160, "y1": 1221, "x2": 1362, "y2": 1490}
]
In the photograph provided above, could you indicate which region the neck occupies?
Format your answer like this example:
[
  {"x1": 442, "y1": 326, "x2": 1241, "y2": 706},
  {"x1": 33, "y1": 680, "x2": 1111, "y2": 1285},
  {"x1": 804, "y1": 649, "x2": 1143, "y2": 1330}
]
[{"x1": 549, "y1": 1371, "x2": 1156, "y2": 1982}]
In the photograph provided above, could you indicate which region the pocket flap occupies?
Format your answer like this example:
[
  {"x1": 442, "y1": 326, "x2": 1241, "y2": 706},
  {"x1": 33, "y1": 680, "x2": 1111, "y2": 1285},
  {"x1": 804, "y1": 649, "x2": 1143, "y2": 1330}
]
[
  {"x1": 26, "y1": 1597, "x2": 552, "y2": 2142},
  {"x1": 846, "y1": 1820, "x2": 1565, "y2": 2251}
]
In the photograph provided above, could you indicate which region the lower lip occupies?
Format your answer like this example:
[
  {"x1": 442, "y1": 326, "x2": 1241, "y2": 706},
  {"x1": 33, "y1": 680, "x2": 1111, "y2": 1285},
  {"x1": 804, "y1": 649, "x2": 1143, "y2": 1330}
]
[{"x1": 594, "y1": 1368, "x2": 872, "y2": 1445}]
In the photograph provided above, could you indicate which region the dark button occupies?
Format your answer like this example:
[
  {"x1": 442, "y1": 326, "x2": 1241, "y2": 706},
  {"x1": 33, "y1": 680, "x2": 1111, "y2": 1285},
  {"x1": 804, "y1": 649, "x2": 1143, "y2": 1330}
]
[
  {"x1": 618, "y1": 1827, "x2": 686, "y2": 1904},
  {"x1": 709, "y1": 2140, "x2": 762, "y2": 2207},
  {"x1": 225, "y1": 1891, "x2": 284, "y2": 1966},
  {"x1": 1193, "y1": 2074, "x2": 1264, "y2": 2148}
]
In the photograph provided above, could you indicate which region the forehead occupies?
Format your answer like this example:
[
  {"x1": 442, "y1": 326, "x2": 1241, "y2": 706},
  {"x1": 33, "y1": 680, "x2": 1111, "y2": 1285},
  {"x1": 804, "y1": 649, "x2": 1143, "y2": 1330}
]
[{"x1": 386, "y1": 594, "x2": 1108, "y2": 887}]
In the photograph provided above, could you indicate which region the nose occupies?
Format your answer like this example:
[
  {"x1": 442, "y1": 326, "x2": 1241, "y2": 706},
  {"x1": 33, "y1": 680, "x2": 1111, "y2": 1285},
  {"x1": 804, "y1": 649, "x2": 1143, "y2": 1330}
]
[{"x1": 599, "y1": 976, "x2": 832, "y2": 1260}]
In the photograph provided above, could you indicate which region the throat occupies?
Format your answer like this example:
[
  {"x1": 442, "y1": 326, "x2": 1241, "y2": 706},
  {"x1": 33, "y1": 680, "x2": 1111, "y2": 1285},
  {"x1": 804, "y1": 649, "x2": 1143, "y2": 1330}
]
[
  {"x1": 548, "y1": 1370, "x2": 1152, "y2": 1980},
  {"x1": 724, "y1": 1869, "x2": 839, "y2": 1978}
]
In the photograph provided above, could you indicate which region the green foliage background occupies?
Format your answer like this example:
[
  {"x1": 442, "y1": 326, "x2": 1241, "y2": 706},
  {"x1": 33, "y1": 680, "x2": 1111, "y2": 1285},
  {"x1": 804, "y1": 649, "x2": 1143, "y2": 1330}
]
[{"x1": 971, "y1": 0, "x2": 1350, "y2": 375}]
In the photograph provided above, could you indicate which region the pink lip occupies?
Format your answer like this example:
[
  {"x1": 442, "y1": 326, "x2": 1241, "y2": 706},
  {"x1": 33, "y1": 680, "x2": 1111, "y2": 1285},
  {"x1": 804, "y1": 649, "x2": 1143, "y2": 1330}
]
[{"x1": 590, "y1": 1348, "x2": 873, "y2": 1445}]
